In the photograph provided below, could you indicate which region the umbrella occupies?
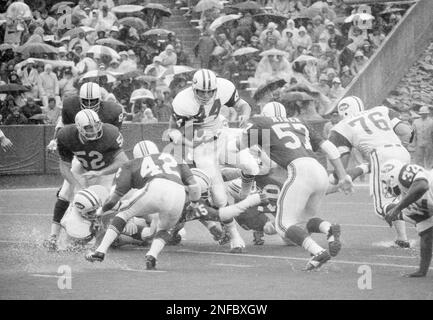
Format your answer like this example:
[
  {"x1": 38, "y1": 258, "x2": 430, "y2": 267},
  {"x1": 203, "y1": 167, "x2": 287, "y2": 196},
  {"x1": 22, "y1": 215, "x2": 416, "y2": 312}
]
[
  {"x1": 209, "y1": 14, "x2": 242, "y2": 31},
  {"x1": 280, "y1": 91, "x2": 315, "y2": 102},
  {"x1": 50, "y1": 1, "x2": 75, "y2": 12},
  {"x1": 130, "y1": 89, "x2": 155, "y2": 102},
  {"x1": 112, "y1": 5, "x2": 145, "y2": 14},
  {"x1": 194, "y1": 0, "x2": 223, "y2": 13},
  {"x1": 0, "y1": 44, "x2": 14, "y2": 51},
  {"x1": 232, "y1": 47, "x2": 259, "y2": 57},
  {"x1": 228, "y1": 1, "x2": 262, "y2": 11},
  {"x1": 16, "y1": 42, "x2": 58, "y2": 55},
  {"x1": 253, "y1": 13, "x2": 288, "y2": 25},
  {"x1": 260, "y1": 48, "x2": 289, "y2": 57},
  {"x1": 88, "y1": 45, "x2": 120, "y2": 60},
  {"x1": 117, "y1": 70, "x2": 145, "y2": 80},
  {"x1": 96, "y1": 38, "x2": 126, "y2": 47},
  {"x1": 143, "y1": 28, "x2": 173, "y2": 36},
  {"x1": 253, "y1": 78, "x2": 287, "y2": 101},
  {"x1": 6, "y1": 2, "x2": 32, "y2": 20},
  {"x1": 63, "y1": 26, "x2": 95, "y2": 39},
  {"x1": 119, "y1": 17, "x2": 148, "y2": 31},
  {"x1": 143, "y1": 3, "x2": 172, "y2": 17},
  {"x1": 161, "y1": 65, "x2": 195, "y2": 77},
  {"x1": 379, "y1": 7, "x2": 406, "y2": 15},
  {"x1": 344, "y1": 13, "x2": 374, "y2": 23},
  {"x1": 15, "y1": 58, "x2": 74, "y2": 70},
  {"x1": 81, "y1": 70, "x2": 116, "y2": 83},
  {"x1": 293, "y1": 54, "x2": 318, "y2": 63},
  {"x1": 0, "y1": 84, "x2": 30, "y2": 93}
]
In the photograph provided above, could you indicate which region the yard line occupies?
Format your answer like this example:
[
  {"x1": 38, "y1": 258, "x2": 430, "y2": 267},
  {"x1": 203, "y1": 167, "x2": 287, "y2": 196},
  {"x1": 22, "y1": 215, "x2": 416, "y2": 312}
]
[
  {"x1": 212, "y1": 263, "x2": 253, "y2": 268},
  {"x1": 376, "y1": 255, "x2": 416, "y2": 259},
  {"x1": 0, "y1": 213, "x2": 51, "y2": 216},
  {"x1": 120, "y1": 268, "x2": 166, "y2": 273},
  {"x1": 178, "y1": 249, "x2": 432, "y2": 270},
  {"x1": 31, "y1": 274, "x2": 62, "y2": 278},
  {"x1": 0, "y1": 187, "x2": 58, "y2": 192}
]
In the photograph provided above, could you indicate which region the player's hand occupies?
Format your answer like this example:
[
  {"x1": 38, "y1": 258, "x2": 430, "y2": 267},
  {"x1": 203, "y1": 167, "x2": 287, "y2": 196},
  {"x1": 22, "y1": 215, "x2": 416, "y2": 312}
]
[
  {"x1": 82, "y1": 170, "x2": 102, "y2": 180},
  {"x1": 337, "y1": 175, "x2": 354, "y2": 195},
  {"x1": 384, "y1": 206, "x2": 401, "y2": 227},
  {"x1": 1, "y1": 137, "x2": 14, "y2": 152},
  {"x1": 238, "y1": 115, "x2": 249, "y2": 128},
  {"x1": 123, "y1": 220, "x2": 138, "y2": 236},
  {"x1": 46, "y1": 139, "x2": 57, "y2": 153}
]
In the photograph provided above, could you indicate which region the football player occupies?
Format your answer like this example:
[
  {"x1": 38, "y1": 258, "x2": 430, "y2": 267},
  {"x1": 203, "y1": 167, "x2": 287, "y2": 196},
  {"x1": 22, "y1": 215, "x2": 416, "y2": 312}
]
[
  {"x1": 382, "y1": 160, "x2": 433, "y2": 277},
  {"x1": 84, "y1": 151, "x2": 201, "y2": 270},
  {"x1": 45, "y1": 82, "x2": 124, "y2": 251},
  {"x1": 328, "y1": 96, "x2": 413, "y2": 247},
  {"x1": 44, "y1": 110, "x2": 128, "y2": 251},
  {"x1": 240, "y1": 115, "x2": 353, "y2": 270},
  {"x1": 167, "y1": 69, "x2": 251, "y2": 209}
]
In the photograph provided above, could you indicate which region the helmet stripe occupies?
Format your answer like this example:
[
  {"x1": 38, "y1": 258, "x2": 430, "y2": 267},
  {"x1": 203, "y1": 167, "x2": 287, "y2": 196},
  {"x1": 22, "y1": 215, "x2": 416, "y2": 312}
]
[
  {"x1": 79, "y1": 189, "x2": 97, "y2": 207},
  {"x1": 201, "y1": 69, "x2": 206, "y2": 90},
  {"x1": 206, "y1": 69, "x2": 211, "y2": 91},
  {"x1": 354, "y1": 97, "x2": 362, "y2": 112}
]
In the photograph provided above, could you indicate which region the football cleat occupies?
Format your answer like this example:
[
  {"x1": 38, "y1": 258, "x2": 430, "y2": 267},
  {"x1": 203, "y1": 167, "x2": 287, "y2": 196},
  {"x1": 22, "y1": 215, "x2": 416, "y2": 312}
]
[
  {"x1": 85, "y1": 250, "x2": 105, "y2": 262},
  {"x1": 229, "y1": 236, "x2": 246, "y2": 253},
  {"x1": 327, "y1": 224, "x2": 342, "y2": 257},
  {"x1": 167, "y1": 233, "x2": 182, "y2": 246},
  {"x1": 253, "y1": 230, "x2": 265, "y2": 245},
  {"x1": 145, "y1": 255, "x2": 157, "y2": 270},
  {"x1": 208, "y1": 225, "x2": 229, "y2": 244},
  {"x1": 303, "y1": 250, "x2": 331, "y2": 271},
  {"x1": 395, "y1": 240, "x2": 411, "y2": 248},
  {"x1": 43, "y1": 235, "x2": 58, "y2": 252}
]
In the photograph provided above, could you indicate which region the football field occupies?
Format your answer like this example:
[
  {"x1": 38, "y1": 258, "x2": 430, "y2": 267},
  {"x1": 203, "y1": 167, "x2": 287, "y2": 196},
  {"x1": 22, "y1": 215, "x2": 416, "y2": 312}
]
[{"x1": 0, "y1": 186, "x2": 432, "y2": 300}]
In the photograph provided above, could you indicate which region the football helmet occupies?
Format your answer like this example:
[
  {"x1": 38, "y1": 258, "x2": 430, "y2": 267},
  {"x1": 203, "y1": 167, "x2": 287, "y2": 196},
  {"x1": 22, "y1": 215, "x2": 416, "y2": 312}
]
[
  {"x1": 80, "y1": 82, "x2": 101, "y2": 112},
  {"x1": 133, "y1": 140, "x2": 159, "y2": 159},
  {"x1": 337, "y1": 96, "x2": 364, "y2": 118},
  {"x1": 192, "y1": 69, "x2": 217, "y2": 105},
  {"x1": 73, "y1": 185, "x2": 109, "y2": 221},
  {"x1": 191, "y1": 168, "x2": 211, "y2": 200},
  {"x1": 75, "y1": 109, "x2": 103, "y2": 141},
  {"x1": 261, "y1": 101, "x2": 287, "y2": 118},
  {"x1": 380, "y1": 159, "x2": 404, "y2": 197}
]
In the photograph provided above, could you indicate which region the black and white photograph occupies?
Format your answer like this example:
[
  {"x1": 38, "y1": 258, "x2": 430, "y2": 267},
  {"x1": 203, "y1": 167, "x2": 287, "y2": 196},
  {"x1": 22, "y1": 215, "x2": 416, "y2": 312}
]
[{"x1": 0, "y1": 0, "x2": 432, "y2": 303}]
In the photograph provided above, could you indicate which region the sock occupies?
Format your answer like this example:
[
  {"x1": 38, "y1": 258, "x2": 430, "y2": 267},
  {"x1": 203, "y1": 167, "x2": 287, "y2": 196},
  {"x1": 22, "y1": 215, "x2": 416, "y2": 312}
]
[
  {"x1": 50, "y1": 222, "x2": 61, "y2": 238},
  {"x1": 223, "y1": 220, "x2": 242, "y2": 241},
  {"x1": 52, "y1": 199, "x2": 69, "y2": 224},
  {"x1": 96, "y1": 227, "x2": 119, "y2": 254},
  {"x1": 147, "y1": 238, "x2": 166, "y2": 259},
  {"x1": 285, "y1": 225, "x2": 308, "y2": 246},
  {"x1": 302, "y1": 237, "x2": 324, "y2": 256},
  {"x1": 393, "y1": 220, "x2": 408, "y2": 241},
  {"x1": 219, "y1": 194, "x2": 261, "y2": 221}
]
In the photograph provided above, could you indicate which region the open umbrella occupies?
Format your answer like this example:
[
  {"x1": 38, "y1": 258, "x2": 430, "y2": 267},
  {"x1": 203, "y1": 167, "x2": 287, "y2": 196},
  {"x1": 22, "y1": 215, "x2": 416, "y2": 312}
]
[
  {"x1": 379, "y1": 7, "x2": 406, "y2": 15},
  {"x1": 194, "y1": 0, "x2": 223, "y2": 13},
  {"x1": 161, "y1": 65, "x2": 195, "y2": 77},
  {"x1": 50, "y1": 1, "x2": 75, "y2": 12},
  {"x1": 143, "y1": 3, "x2": 172, "y2": 17},
  {"x1": 232, "y1": 47, "x2": 259, "y2": 57},
  {"x1": 81, "y1": 70, "x2": 116, "y2": 83},
  {"x1": 15, "y1": 58, "x2": 74, "y2": 70},
  {"x1": 293, "y1": 54, "x2": 318, "y2": 63},
  {"x1": 63, "y1": 26, "x2": 95, "y2": 39},
  {"x1": 253, "y1": 78, "x2": 287, "y2": 101},
  {"x1": 130, "y1": 89, "x2": 155, "y2": 102},
  {"x1": 0, "y1": 83, "x2": 30, "y2": 94},
  {"x1": 96, "y1": 38, "x2": 126, "y2": 47},
  {"x1": 6, "y1": 2, "x2": 32, "y2": 20},
  {"x1": 260, "y1": 48, "x2": 289, "y2": 57},
  {"x1": 253, "y1": 13, "x2": 288, "y2": 25},
  {"x1": 228, "y1": 1, "x2": 262, "y2": 12},
  {"x1": 88, "y1": 45, "x2": 120, "y2": 60},
  {"x1": 143, "y1": 28, "x2": 173, "y2": 36},
  {"x1": 112, "y1": 5, "x2": 145, "y2": 14},
  {"x1": 344, "y1": 13, "x2": 374, "y2": 23},
  {"x1": 119, "y1": 17, "x2": 148, "y2": 31},
  {"x1": 117, "y1": 70, "x2": 145, "y2": 80},
  {"x1": 16, "y1": 42, "x2": 58, "y2": 55},
  {"x1": 209, "y1": 14, "x2": 242, "y2": 31}
]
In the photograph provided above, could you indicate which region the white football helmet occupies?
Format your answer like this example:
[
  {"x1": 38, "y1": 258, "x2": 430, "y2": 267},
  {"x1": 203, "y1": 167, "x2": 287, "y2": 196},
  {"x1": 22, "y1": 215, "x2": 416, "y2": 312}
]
[
  {"x1": 73, "y1": 185, "x2": 109, "y2": 220},
  {"x1": 80, "y1": 82, "x2": 101, "y2": 112},
  {"x1": 337, "y1": 96, "x2": 364, "y2": 118},
  {"x1": 191, "y1": 168, "x2": 211, "y2": 199},
  {"x1": 75, "y1": 109, "x2": 103, "y2": 141},
  {"x1": 380, "y1": 159, "x2": 405, "y2": 197},
  {"x1": 133, "y1": 140, "x2": 160, "y2": 159},
  {"x1": 192, "y1": 69, "x2": 217, "y2": 105},
  {"x1": 261, "y1": 101, "x2": 287, "y2": 118}
]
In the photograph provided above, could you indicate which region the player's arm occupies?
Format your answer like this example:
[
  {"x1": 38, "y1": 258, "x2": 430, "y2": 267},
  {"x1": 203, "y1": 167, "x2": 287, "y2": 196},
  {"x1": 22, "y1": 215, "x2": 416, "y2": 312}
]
[
  {"x1": 407, "y1": 226, "x2": 433, "y2": 277},
  {"x1": 327, "y1": 129, "x2": 352, "y2": 168},
  {"x1": 224, "y1": 85, "x2": 250, "y2": 125},
  {"x1": 179, "y1": 163, "x2": 201, "y2": 203},
  {"x1": 394, "y1": 122, "x2": 413, "y2": 149},
  {"x1": 57, "y1": 136, "x2": 84, "y2": 190},
  {"x1": 47, "y1": 117, "x2": 64, "y2": 152},
  {"x1": 167, "y1": 113, "x2": 195, "y2": 148},
  {"x1": 0, "y1": 129, "x2": 13, "y2": 152}
]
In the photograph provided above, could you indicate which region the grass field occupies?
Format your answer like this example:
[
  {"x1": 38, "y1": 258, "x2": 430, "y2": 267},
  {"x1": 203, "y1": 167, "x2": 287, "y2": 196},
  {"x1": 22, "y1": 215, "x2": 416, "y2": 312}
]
[{"x1": 0, "y1": 186, "x2": 432, "y2": 300}]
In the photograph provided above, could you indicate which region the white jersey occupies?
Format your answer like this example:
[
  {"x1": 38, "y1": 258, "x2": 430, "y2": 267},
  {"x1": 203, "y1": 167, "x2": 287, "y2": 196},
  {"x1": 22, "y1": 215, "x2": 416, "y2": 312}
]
[
  {"x1": 172, "y1": 77, "x2": 240, "y2": 135},
  {"x1": 329, "y1": 106, "x2": 402, "y2": 156}
]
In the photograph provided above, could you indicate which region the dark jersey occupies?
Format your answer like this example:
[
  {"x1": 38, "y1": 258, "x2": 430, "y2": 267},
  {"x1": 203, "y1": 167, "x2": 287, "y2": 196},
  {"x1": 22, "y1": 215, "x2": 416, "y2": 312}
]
[
  {"x1": 243, "y1": 116, "x2": 324, "y2": 168},
  {"x1": 62, "y1": 96, "x2": 124, "y2": 130},
  {"x1": 112, "y1": 153, "x2": 193, "y2": 197},
  {"x1": 57, "y1": 123, "x2": 123, "y2": 171}
]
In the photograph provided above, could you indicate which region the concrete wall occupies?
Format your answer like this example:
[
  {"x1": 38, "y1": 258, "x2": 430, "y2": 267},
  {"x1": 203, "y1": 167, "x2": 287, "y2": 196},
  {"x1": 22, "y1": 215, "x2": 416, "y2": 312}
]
[{"x1": 343, "y1": 0, "x2": 433, "y2": 109}]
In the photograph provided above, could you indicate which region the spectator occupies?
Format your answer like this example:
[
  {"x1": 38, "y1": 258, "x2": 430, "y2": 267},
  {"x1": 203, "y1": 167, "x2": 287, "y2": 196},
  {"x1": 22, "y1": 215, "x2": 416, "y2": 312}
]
[
  {"x1": 38, "y1": 64, "x2": 60, "y2": 108},
  {"x1": 159, "y1": 45, "x2": 177, "y2": 68},
  {"x1": 252, "y1": 52, "x2": 292, "y2": 87},
  {"x1": 144, "y1": 56, "x2": 166, "y2": 78},
  {"x1": 361, "y1": 40, "x2": 374, "y2": 58},
  {"x1": 369, "y1": 28, "x2": 386, "y2": 49},
  {"x1": 318, "y1": 73, "x2": 330, "y2": 96},
  {"x1": 323, "y1": 111, "x2": 341, "y2": 138},
  {"x1": 114, "y1": 79, "x2": 134, "y2": 108},
  {"x1": 328, "y1": 77, "x2": 344, "y2": 101},
  {"x1": 58, "y1": 68, "x2": 77, "y2": 100},
  {"x1": 311, "y1": 15, "x2": 325, "y2": 42},
  {"x1": 283, "y1": 19, "x2": 298, "y2": 39},
  {"x1": 233, "y1": 35, "x2": 247, "y2": 51},
  {"x1": 142, "y1": 108, "x2": 158, "y2": 124},
  {"x1": 412, "y1": 106, "x2": 433, "y2": 169},
  {"x1": 153, "y1": 96, "x2": 171, "y2": 122},
  {"x1": 250, "y1": 35, "x2": 262, "y2": 50},
  {"x1": 4, "y1": 106, "x2": 28, "y2": 125},
  {"x1": 194, "y1": 30, "x2": 217, "y2": 69},
  {"x1": 350, "y1": 50, "x2": 368, "y2": 75},
  {"x1": 261, "y1": 30, "x2": 281, "y2": 51},
  {"x1": 95, "y1": 4, "x2": 117, "y2": 33},
  {"x1": 340, "y1": 65, "x2": 353, "y2": 87},
  {"x1": 42, "y1": 96, "x2": 61, "y2": 125},
  {"x1": 21, "y1": 97, "x2": 43, "y2": 124},
  {"x1": 293, "y1": 26, "x2": 312, "y2": 51},
  {"x1": 260, "y1": 22, "x2": 281, "y2": 45},
  {"x1": 174, "y1": 41, "x2": 190, "y2": 66},
  {"x1": 0, "y1": 95, "x2": 17, "y2": 121}
]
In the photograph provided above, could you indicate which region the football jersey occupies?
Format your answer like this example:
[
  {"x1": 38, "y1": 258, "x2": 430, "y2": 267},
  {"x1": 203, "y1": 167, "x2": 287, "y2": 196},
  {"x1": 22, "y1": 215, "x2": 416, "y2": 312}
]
[
  {"x1": 329, "y1": 106, "x2": 402, "y2": 156},
  {"x1": 396, "y1": 164, "x2": 433, "y2": 222},
  {"x1": 112, "y1": 153, "x2": 193, "y2": 197},
  {"x1": 57, "y1": 123, "x2": 123, "y2": 171},
  {"x1": 243, "y1": 116, "x2": 324, "y2": 168},
  {"x1": 171, "y1": 77, "x2": 239, "y2": 134},
  {"x1": 62, "y1": 96, "x2": 124, "y2": 130}
]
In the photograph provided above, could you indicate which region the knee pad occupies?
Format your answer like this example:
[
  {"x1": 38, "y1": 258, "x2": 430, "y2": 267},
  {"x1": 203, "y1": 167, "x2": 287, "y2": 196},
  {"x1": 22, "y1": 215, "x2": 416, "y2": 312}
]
[
  {"x1": 154, "y1": 230, "x2": 171, "y2": 244},
  {"x1": 53, "y1": 199, "x2": 70, "y2": 223},
  {"x1": 110, "y1": 216, "x2": 127, "y2": 234}
]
